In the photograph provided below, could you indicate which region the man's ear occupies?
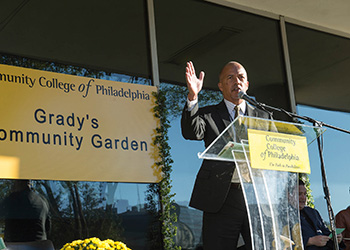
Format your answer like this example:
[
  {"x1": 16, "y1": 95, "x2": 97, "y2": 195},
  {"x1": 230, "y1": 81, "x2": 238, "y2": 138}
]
[{"x1": 218, "y1": 82, "x2": 223, "y2": 91}]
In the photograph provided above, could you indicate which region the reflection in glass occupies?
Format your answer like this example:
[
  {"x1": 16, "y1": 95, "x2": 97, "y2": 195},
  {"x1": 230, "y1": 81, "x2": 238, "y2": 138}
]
[{"x1": 0, "y1": 180, "x2": 160, "y2": 250}]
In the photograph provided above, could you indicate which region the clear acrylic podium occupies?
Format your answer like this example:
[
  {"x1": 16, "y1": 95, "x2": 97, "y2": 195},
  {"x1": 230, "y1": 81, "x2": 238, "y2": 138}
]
[{"x1": 198, "y1": 116, "x2": 326, "y2": 250}]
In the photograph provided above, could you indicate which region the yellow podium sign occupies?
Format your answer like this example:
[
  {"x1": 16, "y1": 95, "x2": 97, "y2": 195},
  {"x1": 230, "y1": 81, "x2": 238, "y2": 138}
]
[{"x1": 248, "y1": 129, "x2": 310, "y2": 173}]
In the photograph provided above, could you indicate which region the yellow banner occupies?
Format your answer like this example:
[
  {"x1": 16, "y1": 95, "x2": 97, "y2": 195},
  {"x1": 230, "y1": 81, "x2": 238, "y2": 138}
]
[
  {"x1": 248, "y1": 129, "x2": 310, "y2": 173},
  {"x1": 0, "y1": 64, "x2": 161, "y2": 183}
]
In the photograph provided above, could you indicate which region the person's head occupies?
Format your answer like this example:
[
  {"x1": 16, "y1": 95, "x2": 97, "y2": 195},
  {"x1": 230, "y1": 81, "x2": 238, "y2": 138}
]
[
  {"x1": 298, "y1": 179, "x2": 307, "y2": 210},
  {"x1": 11, "y1": 179, "x2": 31, "y2": 192},
  {"x1": 218, "y1": 61, "x2": 249, "y2": 105}
]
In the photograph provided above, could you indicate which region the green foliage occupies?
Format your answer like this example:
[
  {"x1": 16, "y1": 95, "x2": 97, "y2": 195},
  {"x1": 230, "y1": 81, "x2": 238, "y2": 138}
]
[
  {"x1": 148, "y1": 89, "x2": 180, "y2": 250},
  {"x1": 299, "y1": 173, "x2": 314, "y2": 208}
]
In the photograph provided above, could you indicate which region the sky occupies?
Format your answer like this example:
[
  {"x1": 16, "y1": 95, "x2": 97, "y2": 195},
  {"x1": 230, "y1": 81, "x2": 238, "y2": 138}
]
[
  {"x1": 168, "y1": 104, "x2": 350, "y2": 222},
  {"x1": 296, "y1": 105, "x2": 350, "y2": 221}
]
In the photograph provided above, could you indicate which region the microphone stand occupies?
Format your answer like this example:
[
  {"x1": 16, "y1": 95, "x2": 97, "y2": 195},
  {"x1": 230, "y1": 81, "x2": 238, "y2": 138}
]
[{"x1": 253, "y1": 100, "x2": 350, "y2": 250}]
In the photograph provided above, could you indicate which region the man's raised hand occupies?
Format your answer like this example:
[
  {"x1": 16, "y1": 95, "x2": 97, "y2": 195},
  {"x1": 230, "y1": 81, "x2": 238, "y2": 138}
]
[{"x1": 186, "y1": 61, "x2": 205, "y2": 101}]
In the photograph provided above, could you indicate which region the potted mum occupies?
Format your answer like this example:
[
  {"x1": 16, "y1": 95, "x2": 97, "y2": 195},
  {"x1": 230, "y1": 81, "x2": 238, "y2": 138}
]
[{"x1": 61, "y1": 237, "x2": 131, "y2": 250}]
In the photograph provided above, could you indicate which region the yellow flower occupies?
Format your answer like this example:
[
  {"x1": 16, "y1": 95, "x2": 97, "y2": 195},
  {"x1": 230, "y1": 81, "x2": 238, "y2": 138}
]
[
  {"x1": 91, "y1": 238, "x2": 100, "y2": 244},
  {"x1": 60, "y1": 238, "x2": 131, "y2": 250}
]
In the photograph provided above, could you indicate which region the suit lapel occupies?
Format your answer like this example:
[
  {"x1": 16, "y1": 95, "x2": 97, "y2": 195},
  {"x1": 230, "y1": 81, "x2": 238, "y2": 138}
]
[
  {"x1": 216, "y1": 101, "x2": 231, "y2": 129},
  {"x1": 246, "y1": 103, "x2": 257, "y2": 117}
]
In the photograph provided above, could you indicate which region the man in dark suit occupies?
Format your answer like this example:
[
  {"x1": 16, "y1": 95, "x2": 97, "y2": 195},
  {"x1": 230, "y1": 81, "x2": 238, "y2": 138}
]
[
  {"x1": 0, "y1": 179, "x2": 51, "y2": 242},
  {"x1": 299, "y1": 179, "x2": 344, "y2": 250},
  {"x1": 181, "y1": 61, "x2": 271, "y2": 249}
]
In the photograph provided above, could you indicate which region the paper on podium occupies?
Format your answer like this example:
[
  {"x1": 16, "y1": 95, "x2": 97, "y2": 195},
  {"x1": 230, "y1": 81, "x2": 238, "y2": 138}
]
[{"x1": 217, "y1": 141, "x2": 249, "y2": 161}]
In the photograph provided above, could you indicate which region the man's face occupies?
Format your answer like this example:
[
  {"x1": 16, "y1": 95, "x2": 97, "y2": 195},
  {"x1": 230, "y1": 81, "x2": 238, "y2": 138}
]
[
  {"x1": 218, "y1": 62, "x2": 249, "y2": 105},
  {"x1": 299, "y1": 184, "x2": 307, "y2": 210}
]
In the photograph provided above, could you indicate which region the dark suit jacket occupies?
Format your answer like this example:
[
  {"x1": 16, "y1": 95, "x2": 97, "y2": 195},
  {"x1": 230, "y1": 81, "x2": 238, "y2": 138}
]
[
  {"x1": 0, "y1": 188, "x2": 51, "y2": 242},
  {"x1": 301, "y1": 206, "x2": 331, "y2": 250},
  {"x1": 301, "y1": 206, "x2": 345, "y2": 250},
  {"x1": 181, "y1": 100, "x2": 270, "y2": 213}
]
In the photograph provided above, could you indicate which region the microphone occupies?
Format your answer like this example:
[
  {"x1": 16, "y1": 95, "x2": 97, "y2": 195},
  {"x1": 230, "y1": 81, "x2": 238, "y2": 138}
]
[
  {"x1": 238, "y1": 91, "x2": 259, "y2": 106},
  {"x1": 238, "y1": 91, "x2": 273, "y2": 118}
]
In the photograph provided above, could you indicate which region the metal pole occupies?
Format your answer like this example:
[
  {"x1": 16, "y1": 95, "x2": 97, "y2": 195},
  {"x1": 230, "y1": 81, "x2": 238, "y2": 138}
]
[
  {"x1": 315, "y1": 123, "x2": 339, "y2": 250},
  {"x1": 279, "y1": 16, "x2": 297, "y2": 115},
  {"x1": 146, "y1": 0, "x2": 160, "y2": 88}
]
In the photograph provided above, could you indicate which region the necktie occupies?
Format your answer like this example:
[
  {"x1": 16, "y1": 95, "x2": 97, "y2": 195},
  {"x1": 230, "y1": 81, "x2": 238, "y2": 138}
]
[
  {"x1": 234, "y1": 105, "x2": 240, "y2": 119},
  {"x1": 234, "y1": 105, "x2": 243, "y2": 127}
]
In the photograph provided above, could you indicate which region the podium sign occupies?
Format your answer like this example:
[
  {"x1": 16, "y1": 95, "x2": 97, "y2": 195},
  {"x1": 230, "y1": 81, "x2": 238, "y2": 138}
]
[
  {"x1": 248, "y1": 129, "x2": 310, "y2": 173},
  {"x1": 198, "y1": 116, "x2": 326, "y2": 250}
]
